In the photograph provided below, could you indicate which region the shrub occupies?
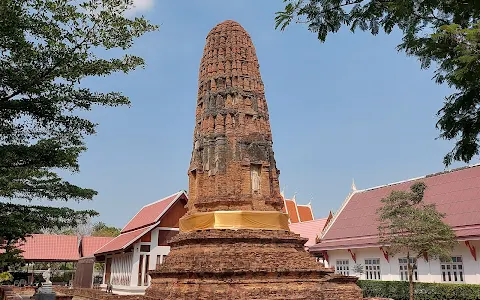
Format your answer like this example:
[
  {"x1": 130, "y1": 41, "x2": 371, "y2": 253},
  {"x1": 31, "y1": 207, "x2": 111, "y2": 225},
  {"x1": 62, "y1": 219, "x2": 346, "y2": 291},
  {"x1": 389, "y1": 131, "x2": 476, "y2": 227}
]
[
  {"x1": 0, "y1": 272, "x2": 13, "y2": 284},
  {"x1": 357, "y1": 280, "x2": 480, "y2": 300}
]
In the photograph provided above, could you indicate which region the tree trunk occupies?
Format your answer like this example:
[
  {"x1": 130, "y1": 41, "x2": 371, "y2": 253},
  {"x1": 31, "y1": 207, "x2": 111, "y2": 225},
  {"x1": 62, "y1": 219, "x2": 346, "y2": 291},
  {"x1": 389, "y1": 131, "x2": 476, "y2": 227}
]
[{"x1": 407, "y1": 252, "x2": 414, "y2": 300}]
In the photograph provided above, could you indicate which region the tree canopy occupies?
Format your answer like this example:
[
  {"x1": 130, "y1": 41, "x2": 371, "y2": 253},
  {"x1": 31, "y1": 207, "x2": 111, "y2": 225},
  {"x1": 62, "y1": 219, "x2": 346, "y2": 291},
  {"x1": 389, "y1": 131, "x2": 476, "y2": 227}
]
[
  {"x1": 377, "y1": 182, "x2": 456, "y2": 300},
  {"x1": 0, "y1": 0, "x2": 157, "y2": 266},
  {"x1": 59, "y1": 221, "x2": 121, "y2": 237},
  {"x1": 275, "y1": 0, "x2": 480, "y2": 166},
  {"x1": 91, "y1": 222, "x2": 121, "y2": 237}
]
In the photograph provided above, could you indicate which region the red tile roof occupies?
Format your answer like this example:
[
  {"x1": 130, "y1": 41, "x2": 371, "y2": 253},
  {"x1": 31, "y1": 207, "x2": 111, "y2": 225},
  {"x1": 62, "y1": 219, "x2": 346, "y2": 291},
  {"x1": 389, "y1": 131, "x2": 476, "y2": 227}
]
[
  {"x1": 284, "y1": 199, "x2": 299, "y2": 223},
  {"x1": 289, "y1": 218, "x2": 328, "y2": 247},
  {"x1": 95, "y1": 227, "x2": 151, "y2": 255},
  {"x1": 121, "y1": 191, "x2": 184, "y2": 233},
  {"x1": 311, "y1": 164, "x2": 480, "y2": 252},
  {"x1": 96, "y1": 191, "x2": 187, "y2": 255},
  {"x1": 297, "y1": 205, "x2": 314, "y2": 222},
  {"x1": 17, "y1": 234, "x2": 80, "y2": 261},
  {"x1": 81, "y1": 236, "x2": 114, "y2": 257}
]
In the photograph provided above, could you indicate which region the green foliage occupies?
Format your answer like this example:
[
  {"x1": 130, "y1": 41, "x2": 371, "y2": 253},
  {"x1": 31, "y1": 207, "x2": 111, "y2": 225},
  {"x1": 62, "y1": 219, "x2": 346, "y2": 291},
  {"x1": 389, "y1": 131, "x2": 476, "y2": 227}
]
[
  {"x1": 91, "y1": 222, "x2": 121, "y2": 237},
  {"x1": 275, "y1": 0, "x2": 480, "y2": 166},
  {"x1": 94, "y1": 262, "x2": 105, "y2": 272},
  {"x1": 377, "y1": 181, "x2": 456, "y2": 299},
  {"x1": 51, "y1": 272, "x2": 73, "y2": 283},
  {"x1": 56, "y1": 221, "x2": 121, "y2": 237},
  {"x1": 358, "y1": 280, "x2": 480, "y2": 300},
  {"x1": 352, "y1": 263, "x2": 364, "y2": 275},
  {"x1": 0, "y1": 0, "x2": 157, "y2": 266},
  {"x1": 377, "y1": 182, "x2": 456, "y2": 261},
  {"x1": 0, "y1": 271, "x2": 13, "y2": 283}
]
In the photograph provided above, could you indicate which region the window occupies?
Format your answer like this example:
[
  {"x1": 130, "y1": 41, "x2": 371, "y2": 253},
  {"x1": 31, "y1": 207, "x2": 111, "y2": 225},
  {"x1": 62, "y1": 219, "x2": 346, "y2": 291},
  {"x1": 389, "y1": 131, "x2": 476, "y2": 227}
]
[
  {"x1": 365, "y1": 258, "x2": 381, "y2": 280},
  {"x1": 140, "y1": 245, "x2": 150, "y2": 253},
  {"x1": 441, "y1": 256, "x2": 464, "y2": 282},
  {"x1": 335, "y1": 260, "x2": 350, "y2": 276},
  {"x1": 399, "y1": 258, "x2": 418, "y2": 281}
]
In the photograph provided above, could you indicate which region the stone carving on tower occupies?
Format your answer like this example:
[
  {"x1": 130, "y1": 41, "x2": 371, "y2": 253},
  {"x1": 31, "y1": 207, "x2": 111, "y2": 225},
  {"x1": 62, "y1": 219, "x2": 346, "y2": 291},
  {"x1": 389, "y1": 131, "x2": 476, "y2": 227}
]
[{"x1": 145, "y1": 20, "x2": 363, "y2": 300}]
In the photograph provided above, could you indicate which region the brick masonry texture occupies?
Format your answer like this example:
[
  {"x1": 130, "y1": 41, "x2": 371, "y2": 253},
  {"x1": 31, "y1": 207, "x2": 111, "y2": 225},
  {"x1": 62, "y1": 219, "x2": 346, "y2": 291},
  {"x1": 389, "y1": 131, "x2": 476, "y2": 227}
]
[
  {"x1": 145, "y1": 20, "x2": 364, "y2": 299},
  {"x1": 187, "y1": 20, "x2": 282, "y2": 214}
]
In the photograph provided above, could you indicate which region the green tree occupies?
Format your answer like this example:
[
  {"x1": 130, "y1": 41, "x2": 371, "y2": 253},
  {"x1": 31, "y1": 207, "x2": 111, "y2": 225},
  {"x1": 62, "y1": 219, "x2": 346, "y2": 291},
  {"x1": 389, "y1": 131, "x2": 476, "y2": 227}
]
[
  {"x1": 275, "y1": 0, "x2": 480, "y2": 166},
  {"x1": 0, "y1": 271, "x2": 13, "y2": 284},
  {"x1": 377, "y1": 182, "x2": 456, "y2": 300},
  {"x1": 0, "y1": 0, "x2": 157, "y2": 265},
  {"x1": 91, "y1": 222, "x2": 121, "y2": 237}
]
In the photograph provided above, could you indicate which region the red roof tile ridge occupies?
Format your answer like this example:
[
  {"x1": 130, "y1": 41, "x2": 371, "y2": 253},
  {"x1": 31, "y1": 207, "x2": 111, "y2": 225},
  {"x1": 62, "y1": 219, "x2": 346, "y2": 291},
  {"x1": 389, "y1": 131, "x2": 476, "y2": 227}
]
[
  {"x1": 30, "y1": 233, "x2": 76, "y2": 238},
  {"x1": 358, "y1": 163, "x2": 480, "y2": 193},
  {"x1": 95, "y1": 225, "x2": 154, "y2": 255},
  {"x1": 120, "y1": 191, "x2": 184, "y2": 233},
  {"x1": 143, "y1": 190, "x2": 183, "y2": 208},
  {"x1": 359, "y1": 175, "x2": 425, "y2": 193},
  {"x1": 289, "y1": 217, "x2": 327, "y2": 226},
  {"x1": 283, "y1": 198, "x2": 292, "y2": 223},
  {"x1": 292, "y1": 194, "x2": 301, "y2": 223},
  {"x1": 297, "y1": 203, "x2": 314, "y2": 219}
]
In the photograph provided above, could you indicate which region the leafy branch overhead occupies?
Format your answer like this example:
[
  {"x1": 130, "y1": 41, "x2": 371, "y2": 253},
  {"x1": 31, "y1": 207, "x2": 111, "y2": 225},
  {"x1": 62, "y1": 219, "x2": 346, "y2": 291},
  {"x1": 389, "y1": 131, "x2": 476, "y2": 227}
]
[
  {"x1": 276, "y1": 0, "x2": 480, "y2": 166},
  {"x1": 0, "y1": 0, "x2": 158, "y2": 201},
  {"x1": 0, "y1": 0, "x2": 158, "y2": 264}
]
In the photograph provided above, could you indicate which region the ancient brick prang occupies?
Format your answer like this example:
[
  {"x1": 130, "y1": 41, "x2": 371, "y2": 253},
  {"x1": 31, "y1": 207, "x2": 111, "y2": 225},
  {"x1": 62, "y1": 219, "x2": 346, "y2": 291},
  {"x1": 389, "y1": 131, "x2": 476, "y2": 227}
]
[
  {"x1": 188, "y1": 20, "x2": 282, "y2": 214},
  {"x1": 145, "y1": 20, "x2": 364, "y2": 300}
]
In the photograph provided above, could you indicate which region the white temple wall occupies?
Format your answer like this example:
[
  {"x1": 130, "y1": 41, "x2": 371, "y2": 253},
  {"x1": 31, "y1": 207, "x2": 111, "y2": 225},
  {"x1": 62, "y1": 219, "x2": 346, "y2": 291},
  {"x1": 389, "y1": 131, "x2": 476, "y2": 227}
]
[{"x1": 326, "y1": 240, "x2": 480, "y2": 284}]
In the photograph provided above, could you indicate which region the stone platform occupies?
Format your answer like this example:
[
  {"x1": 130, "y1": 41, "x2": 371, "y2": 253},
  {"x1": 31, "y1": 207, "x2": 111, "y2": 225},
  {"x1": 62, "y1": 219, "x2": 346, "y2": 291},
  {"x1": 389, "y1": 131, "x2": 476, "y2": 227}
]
[{"x1": 145, "y1": 229, "x2": 362, "y2": 299}]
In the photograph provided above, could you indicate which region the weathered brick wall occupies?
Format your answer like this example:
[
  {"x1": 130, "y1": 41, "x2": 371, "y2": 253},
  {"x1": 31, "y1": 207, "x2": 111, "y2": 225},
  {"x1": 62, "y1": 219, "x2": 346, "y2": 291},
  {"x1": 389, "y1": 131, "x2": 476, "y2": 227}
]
[{"x1": 187, "y1": 20, "x2": 283, "y2": 214}]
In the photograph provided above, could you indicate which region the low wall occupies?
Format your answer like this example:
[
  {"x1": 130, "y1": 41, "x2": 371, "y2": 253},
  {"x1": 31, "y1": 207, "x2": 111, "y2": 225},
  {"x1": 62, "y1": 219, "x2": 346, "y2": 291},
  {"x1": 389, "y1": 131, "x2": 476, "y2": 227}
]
[
  {"x1": 1, "y1": 286, "x2": 73, "y2": 300},
  {"x1": 0, "y1": 286, "x2": 20, "y2": 300},
  {"x1": 55, "y1": 287, "x2": 147, "y2": 300}
]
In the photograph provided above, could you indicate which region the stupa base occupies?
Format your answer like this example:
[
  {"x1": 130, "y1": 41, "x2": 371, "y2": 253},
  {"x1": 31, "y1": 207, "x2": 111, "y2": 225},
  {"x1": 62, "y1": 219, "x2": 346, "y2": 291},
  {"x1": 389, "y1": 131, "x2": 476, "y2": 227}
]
[{"x1": 144, "y1": 229, "x2": 362, "y2": 300}]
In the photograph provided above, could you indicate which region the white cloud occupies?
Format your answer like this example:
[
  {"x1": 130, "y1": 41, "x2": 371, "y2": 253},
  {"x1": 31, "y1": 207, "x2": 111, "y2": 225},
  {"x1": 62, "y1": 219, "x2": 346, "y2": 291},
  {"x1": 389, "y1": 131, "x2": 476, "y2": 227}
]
[{"x1": 126, "y1": 0, "x2": 154, "y2": 15}]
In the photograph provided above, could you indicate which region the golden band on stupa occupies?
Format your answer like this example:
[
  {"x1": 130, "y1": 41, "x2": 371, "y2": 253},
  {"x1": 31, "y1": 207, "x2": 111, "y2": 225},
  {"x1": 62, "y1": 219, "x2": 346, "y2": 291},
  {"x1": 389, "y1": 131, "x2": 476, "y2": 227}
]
[{"x1": 179, "y1": 210, "x2": 290, "y2": 232}]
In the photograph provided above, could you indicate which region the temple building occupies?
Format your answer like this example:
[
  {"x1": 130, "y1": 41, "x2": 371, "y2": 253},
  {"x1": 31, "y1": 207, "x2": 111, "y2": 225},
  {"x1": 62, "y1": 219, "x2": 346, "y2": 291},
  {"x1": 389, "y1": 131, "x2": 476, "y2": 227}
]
[
  {"x1": 310, "y1": 164, "x2": 480, "y2": 284},
  {"x1": 93, "y1": 191, "x2": 187, "y2": 294},
  {"x1": 7, "y1": 234, "x2": 113, "y2": 285},
  {"x1": 281, "y1": 192, "x2": 315, "y2": 223}
]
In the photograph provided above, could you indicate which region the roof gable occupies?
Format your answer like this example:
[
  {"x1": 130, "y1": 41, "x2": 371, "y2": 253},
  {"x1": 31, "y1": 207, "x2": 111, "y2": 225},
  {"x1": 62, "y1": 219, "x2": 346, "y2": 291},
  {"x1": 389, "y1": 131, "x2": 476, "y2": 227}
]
[
  {"x1": 297, "y1": 205, "x2": 314, "y2": 222},
  {"x1": 96, "y1": 191, "x2": 187, "y2": 255},
  {"x1": 284, "y1": 199, "x2": 299, "y2": 223},
  {"x1": 289, "y1": 218, "x2": 328, "y2": 247},
  {"x1": 318, "y1": 164, "x2": 480, "y2": 250},
  {"x1": 121, "y1": 191, "x2": 185, "y2": 233},
  {"x1": 95, "y1": 227, "x2": 152, "y2": 255}
]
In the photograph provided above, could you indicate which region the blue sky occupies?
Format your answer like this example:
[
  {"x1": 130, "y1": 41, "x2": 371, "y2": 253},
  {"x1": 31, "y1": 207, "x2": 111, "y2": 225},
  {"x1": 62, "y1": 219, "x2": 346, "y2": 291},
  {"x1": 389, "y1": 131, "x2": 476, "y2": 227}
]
[{"x1": 27, "y1": 1, "x2": 472, "y2": 228}]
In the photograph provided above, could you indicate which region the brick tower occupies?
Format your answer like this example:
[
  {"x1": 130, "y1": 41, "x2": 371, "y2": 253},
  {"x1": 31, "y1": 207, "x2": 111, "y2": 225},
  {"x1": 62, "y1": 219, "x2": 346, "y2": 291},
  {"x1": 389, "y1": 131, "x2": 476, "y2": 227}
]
[{"x1": 145, "y1": 20, "x2": 362, "y2": 300}]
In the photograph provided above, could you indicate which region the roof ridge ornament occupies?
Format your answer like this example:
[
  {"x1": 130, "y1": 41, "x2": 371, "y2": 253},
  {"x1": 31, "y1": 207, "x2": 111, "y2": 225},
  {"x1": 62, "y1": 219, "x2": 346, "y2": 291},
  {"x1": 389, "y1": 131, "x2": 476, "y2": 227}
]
[
  {"x1": 351, "y1": 178, "x2": 357, "y2": 192},
  {"x1": 280, "y1": 186, "x2": 286, "y2": 198}
]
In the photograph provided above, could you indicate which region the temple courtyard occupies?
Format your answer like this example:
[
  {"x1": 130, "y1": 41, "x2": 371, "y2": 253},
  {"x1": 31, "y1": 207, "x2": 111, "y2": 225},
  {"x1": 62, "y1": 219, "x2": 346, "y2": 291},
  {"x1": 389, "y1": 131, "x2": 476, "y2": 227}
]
[{"x1": 2, "y1": 15, "x2": 480, "y2": 300}]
